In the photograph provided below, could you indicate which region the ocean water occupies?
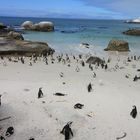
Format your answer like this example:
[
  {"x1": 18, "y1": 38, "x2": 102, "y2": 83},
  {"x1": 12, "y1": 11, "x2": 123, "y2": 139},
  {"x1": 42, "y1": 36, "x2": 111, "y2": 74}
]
[{"x1": 0, "y1": 16, "x2": 140, "y2": 56}]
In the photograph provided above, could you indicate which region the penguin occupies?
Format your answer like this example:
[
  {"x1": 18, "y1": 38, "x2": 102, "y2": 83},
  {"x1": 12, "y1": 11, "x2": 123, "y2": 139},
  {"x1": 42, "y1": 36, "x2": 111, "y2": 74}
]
[
  {"x1": 74, "y1": 103, "x2": 84, "y2": 109},
  {"x1": 0, "y1": 95, "x2": 2, "y2": 106},
  {"x1": 87, "y1": 83, "x2": 92, "y2": 92},
  {"x1": 105, "y1": 64, "x2": 108, "y2": 70},
  {"x1": 5, "y1": 126, "x2": 14, "y2": 137},
  {"x1": 38, "y1": 88, "x2": 43, "y2": 98},
  {"x1": 130, "y1": 105, "x2": 137, "y2": 119},
  {"x1": 60, "y1": 122, "x2": 73, "y2": 140},
  {"x1": 29, "y1": 137, "x2": 35, "y2": 140},
  {"x1": 0, "y1": 136, "x2": 5, "y2": 140}
]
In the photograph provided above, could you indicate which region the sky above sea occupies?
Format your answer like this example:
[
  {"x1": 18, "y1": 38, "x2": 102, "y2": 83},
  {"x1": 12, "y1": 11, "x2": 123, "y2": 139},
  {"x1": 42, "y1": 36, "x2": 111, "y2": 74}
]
[{"x1": 0, "y1": 0, "x2": 139, "y2": 19}]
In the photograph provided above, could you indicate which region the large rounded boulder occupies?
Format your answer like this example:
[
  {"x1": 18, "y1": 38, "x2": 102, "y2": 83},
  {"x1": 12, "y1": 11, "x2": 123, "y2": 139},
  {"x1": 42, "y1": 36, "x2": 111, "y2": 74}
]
[
  {"x1": 8, "y1": 31, "x2": 24, "y2": 40},
  {"x1": 37, "y1": 21, "x2": 54, "y2": 31},
  {"x1": 104, "y1": 39, "x2": 129, "y2": 52},
  {"x1": 21, "y1": 21, "x2": 33, "y2": 30}
]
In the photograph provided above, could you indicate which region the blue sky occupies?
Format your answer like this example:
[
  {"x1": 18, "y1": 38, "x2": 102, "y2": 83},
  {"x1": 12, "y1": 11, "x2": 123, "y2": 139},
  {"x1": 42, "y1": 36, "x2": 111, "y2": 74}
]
[{"x1": 0, "y1": 0, "x2": 139, "y2": 19}]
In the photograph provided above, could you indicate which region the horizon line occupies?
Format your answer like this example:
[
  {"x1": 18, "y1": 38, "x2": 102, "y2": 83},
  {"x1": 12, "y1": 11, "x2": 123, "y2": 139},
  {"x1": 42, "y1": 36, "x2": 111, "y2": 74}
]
[{"x1": 0, "y1": 15, "x2": 128, "y2": 21}]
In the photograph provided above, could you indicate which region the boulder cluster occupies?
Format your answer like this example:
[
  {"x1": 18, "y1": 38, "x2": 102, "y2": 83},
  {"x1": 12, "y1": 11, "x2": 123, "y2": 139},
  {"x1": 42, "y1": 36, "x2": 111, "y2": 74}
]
[
  {"x1": 21, "y1": 21, "x2": 54, "y2": 32},
  {"x1": 0, "y1": 23, "x2": 54, "y2": 56}
]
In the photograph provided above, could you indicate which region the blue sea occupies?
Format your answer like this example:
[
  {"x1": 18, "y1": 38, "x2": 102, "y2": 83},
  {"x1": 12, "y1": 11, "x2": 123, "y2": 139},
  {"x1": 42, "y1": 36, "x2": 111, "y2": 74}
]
[{"x1": 0, "y1": 16, "x2": 140, "y2": 55}]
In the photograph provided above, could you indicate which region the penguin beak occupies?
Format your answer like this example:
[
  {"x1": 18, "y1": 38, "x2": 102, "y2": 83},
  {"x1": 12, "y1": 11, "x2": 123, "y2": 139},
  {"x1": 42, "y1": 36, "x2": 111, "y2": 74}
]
[{"x1": 68, "y1": 121, "x2": 73, "y2": 125}]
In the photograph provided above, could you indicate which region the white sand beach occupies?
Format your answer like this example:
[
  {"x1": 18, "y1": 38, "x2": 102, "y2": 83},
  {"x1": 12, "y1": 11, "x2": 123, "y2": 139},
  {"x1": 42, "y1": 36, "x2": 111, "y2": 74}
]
[{"x1": 0, "y1": 53, "x2": 140, "y2": 140}]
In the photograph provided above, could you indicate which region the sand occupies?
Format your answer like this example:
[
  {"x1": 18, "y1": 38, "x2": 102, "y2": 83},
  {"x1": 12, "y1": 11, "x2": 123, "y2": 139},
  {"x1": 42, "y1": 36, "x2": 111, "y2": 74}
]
[{"x1": 0, "y1": 53, "x2": 140, "y2": 140}]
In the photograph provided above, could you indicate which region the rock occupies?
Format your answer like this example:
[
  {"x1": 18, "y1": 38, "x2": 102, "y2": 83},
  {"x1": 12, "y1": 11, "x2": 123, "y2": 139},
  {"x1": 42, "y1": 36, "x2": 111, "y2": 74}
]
[
  {"x1": 86, "y1": 56, "x2": 104, "y2": 65},
  {"x1": 32, "y1": 23, "x2": 39, "y2": 30},
  {"x1": 0, "y1": 23, "x2": 7, "y2": 29},
  {"x1": 21, "y1": 21, "x2": 54, "y2": 32},
  {"x1": 37, "y1": 21, "x2": 54, "y2": 31},
  {"x1": 125, "y1": 18, "x2": 140, "y2": 24},
  {"x1": 123, "y1": 29, "x2": 140, "y2": 36},
  {"x1": 8, "y1": 31, "x2": 24, "y2": 40},
  {"x1": 0, "y1": 37, "x2": 54, "y2": 56},
  {"x1": 21, "y1": 21, "x2": 33, "y2": 30},
  {"x1": 0, "y1": 23, "x2": 14, "y2": 37},
  {"x1": 61, "y1": 30, "x2": 77, "y2": 33},
  {"x1": 104, "y1": 39, "x2": 129, "y2": 52},
  {"x1": 0, "y1": 29, "x2": 8, "y2": 37}
]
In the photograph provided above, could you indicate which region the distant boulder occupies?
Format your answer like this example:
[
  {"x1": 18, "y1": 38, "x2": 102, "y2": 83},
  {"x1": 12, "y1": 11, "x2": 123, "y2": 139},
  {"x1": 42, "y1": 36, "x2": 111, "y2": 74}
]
[
  {"x1": 37, "y1": 21, "x2": 54, "y2": 31},
  {"x1": 86, "y1": 56, "x2": 104, "y2": 65},
  {"x1": 123, "y1": 29, "x2": 140, "y2": 36},
  {"x1": 125, "y1": 18, "x2": 140, "y2": 24},
  {"x1": 104, "y1": 39, "x2": 129, "y2": 52},
  {"x1": 21, "y1": 21, "x2": 54, "y2": 32},
  {"x1": 21, "y1": 21, "x2": 33, "y2": 30},
  {"x1": 8, "y1": 31, "x2": 24, "y2": 40}
]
